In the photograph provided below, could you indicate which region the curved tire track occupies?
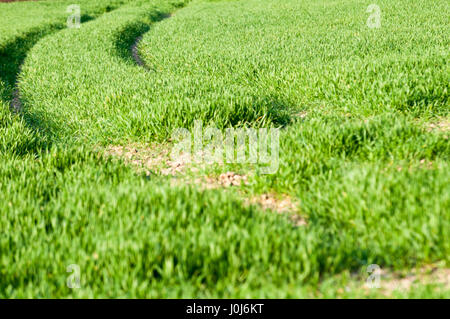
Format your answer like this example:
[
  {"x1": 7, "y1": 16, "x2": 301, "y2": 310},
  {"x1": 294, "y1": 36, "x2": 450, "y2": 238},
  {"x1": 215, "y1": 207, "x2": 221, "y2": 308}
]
[
  {"x1": 8, "y1": 5, "x2": 128, "y2": 113},
  {"x1": 10, "y1": 86, "x2": 22, "y2": 112},
  {"x1": 130, "y1": 35, "x2": 147, "y2": 69},
  {"x1": 129, "y1": 13, "x2": 172, "y2": 70}
]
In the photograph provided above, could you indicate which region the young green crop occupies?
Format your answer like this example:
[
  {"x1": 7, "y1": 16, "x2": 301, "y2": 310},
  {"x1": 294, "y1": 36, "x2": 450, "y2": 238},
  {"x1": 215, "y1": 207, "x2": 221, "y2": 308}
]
[
  {"x1": 0, "y1": 0, "x2": 448, "y2": 298},
  {"x1": 138, "y1": 0, "x2": 449, "y2": 273},
  {"x1": 0, "y1": 0, "x2": 143, "y2": 157}
]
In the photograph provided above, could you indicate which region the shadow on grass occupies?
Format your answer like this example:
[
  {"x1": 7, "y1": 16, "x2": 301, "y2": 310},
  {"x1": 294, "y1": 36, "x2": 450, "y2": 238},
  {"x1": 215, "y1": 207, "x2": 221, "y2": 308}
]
[
  {"x1": 0, "y1": 25, "x2": 62, "y2": 103},
  {"x1": 113, "y1": 5, "x2": 296, "y2": 129},
  {"x1": 113, "y1": 11, "x2": 172, "y2": 67},
  {"x1": 0, "y1": 15, "x2": 96, "y2": 155},
  {"x1": 207, "y1": 94, "x2": 295, "y2": 129},
  {"x1": 0, "y1": 14, "x2": 94, "y2": 103}
]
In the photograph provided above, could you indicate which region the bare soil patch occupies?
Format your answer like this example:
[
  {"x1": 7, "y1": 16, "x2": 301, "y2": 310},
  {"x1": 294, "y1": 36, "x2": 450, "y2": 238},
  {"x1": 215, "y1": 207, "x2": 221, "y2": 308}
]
[
  {"x1": 104, "y1": 143, "x2": 306, "y2": 226},
  {"x1": 427, "y1": 117, "x2": 450, "y2": 134},
  {"x1": 363, "y1": 265, "x2": 450, "y2": 296}
]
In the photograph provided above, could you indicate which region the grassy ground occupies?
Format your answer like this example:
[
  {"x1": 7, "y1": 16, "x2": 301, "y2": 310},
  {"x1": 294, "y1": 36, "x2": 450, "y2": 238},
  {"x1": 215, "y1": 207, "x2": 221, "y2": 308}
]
[{"x1": 0, "y1": 0, "x2": 448, "y2": 298}]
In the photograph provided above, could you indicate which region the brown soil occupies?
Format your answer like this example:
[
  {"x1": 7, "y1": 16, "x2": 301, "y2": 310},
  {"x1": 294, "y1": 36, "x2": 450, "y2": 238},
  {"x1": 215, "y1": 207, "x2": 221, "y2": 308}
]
[
  {"x1": 427, "y1": 118, "x2": 450, "y2": 133},
  {"x1": 104, "y1": 143, "x2": 307, "y2": 226},
  {"x1": 362, "y1": 265, "x2": 450, "y2": 296}
]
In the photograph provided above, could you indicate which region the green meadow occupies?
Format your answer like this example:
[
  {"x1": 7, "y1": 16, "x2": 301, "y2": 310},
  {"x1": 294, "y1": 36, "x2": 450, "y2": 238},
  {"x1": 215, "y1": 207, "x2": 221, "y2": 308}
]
[{"x1": 0, "y1": 0, "x2": 448, "y2": 298}]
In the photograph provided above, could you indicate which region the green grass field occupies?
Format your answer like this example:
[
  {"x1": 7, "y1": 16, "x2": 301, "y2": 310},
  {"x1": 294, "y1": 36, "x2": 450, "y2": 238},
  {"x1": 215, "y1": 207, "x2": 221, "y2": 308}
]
[{"x1": 0, "y1": 0, "x2": 448, "y2": 298}]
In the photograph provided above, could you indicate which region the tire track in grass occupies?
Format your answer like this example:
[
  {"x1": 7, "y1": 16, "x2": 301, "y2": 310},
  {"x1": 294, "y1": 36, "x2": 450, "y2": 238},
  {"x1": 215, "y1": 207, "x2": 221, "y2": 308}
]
[
  {"x1": 117, "y1": 3, "x2": 186, "y2": 69},
  {"x1": 6, "y1": 5, "x2": 127, "y2": 113},
  {"x1": 7, "y1": 17, "x2": 95, "y2": 113},
  {"x1": 129, "y1": 12, "x2": 172, "y2": 70},
  {"x1": 130, "y1": 35, "x2": 147, "y2": 68},
  {"x1": 1, "y1": 27, "x2": 63, "y2": 112},
  {"x1": 124, "y1": 7, "x2": 306, "y2": 226},
  {"x1": 15, "y1": 2, "x2": 191, "y2": 146},
  {"x1": 10, "y1": 85, "x2": 21, "y2": 112}
]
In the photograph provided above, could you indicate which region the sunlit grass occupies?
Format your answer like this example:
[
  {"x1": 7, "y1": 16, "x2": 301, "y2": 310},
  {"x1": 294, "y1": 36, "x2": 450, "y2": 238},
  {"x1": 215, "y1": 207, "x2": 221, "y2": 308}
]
[{"x1": 0, "y1": 0, "x2": 448, "y2": 298}]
